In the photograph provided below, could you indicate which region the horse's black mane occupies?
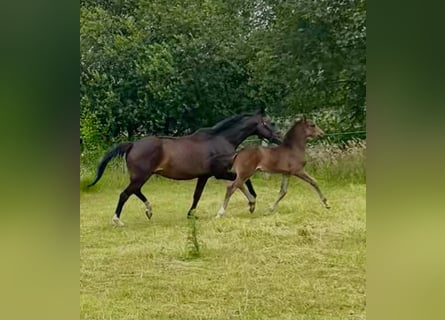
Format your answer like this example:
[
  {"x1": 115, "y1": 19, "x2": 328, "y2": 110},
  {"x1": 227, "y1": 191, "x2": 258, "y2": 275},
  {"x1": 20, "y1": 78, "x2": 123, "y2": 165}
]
[
  {"x1": 195, "y1": 112, "x2": 255, "y2": 135},
  {"x1": 153, "y1": 113, "x2": 255, "y2": 139}
]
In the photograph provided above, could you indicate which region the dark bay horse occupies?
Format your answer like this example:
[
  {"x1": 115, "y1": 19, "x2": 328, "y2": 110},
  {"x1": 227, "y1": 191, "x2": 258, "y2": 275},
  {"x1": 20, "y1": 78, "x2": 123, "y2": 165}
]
[
  {"x1": 216, "y1": 115, "x2": 330, "y2": 217},
  {"x1": 88, "y1": 108, "x2": 281, "y2": 226}
]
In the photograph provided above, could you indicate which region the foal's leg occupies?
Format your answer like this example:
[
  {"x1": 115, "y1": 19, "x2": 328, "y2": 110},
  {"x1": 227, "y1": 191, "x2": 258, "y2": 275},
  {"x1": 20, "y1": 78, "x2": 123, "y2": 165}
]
[
  {"x1": 216, "y1": 177, "x2": 243, "y2": 217},
  {"x1": 215, "y1": 171, "x2": 255, "y2": 215},
  {"x1": 186, "y1": 176, "x2": 210, "y2": 218},
  {"x1": 270, "y1": 174, "x2": 290, "y2": 212},
  {"x1": 295, "y1": 171, "x2": 330, "y2": 209}
]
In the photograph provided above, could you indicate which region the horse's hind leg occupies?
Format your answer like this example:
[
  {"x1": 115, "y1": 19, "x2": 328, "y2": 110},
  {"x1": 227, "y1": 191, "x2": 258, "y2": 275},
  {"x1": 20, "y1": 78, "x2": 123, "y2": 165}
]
[
  {"x1": 113, "y1": 184, "x2": 134, "y2": 227},
  {"x1": 134, "y1": 186, "x2": 153, "y2": 220},
  {"x1": 270, "y1": 174, "x2": 289, "y2": 212},
  {"x1": 244, "y1": 179, "x2": 257, "y2": 198},
  {"x1": 238, "y1": 183, "x2": 256, "y2": 213},
  {"x1": 243, "y1": 179, "x2": 257, "y2": 213},
  {"x1": 113, "y1": 176, "x2": 151, "y2": 226},
  {"x1": 295, "y1": 171, "x2": 330, "y2": 209}
]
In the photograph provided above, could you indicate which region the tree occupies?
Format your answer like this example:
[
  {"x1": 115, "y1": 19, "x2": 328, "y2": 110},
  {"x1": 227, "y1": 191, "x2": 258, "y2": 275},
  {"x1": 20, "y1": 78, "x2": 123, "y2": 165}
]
[{"x1": 80, "y1": 0, "x2": 366, "y2": 147}]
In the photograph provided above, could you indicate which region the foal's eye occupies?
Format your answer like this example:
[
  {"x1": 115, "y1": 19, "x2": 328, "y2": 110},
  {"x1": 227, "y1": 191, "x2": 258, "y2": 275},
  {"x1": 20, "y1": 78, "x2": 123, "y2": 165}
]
[{"x1": 310, "y1": 124, "x2": 315, "y2": 127}]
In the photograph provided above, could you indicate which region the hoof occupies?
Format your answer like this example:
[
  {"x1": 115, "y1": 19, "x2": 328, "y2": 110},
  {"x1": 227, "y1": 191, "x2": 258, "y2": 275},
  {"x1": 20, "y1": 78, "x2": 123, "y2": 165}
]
[
  {"x1": 145, "y1": 209, "x2": 153, "y2": 220},
  {"x1": 216, "y1": 208, "x2": 225, "y2": 217},
  {"x1": 187, "y1": 209, "x2": 199, "y2": 219},
  {"x1": 249, "y1": 202, "x2": 256, "y2": 213},
  {"x1": 269, "y1": 202, "x2": 279, "y2": 212},
  {"x1": 187, "y1": 209, "x2": 196, "y2": 219},
  {"x1": 323, "y1": 199, "x2": 330, "y2": 209},
  {"x1": 112, "y1": 215, "x2": 125, "y2": 227}
]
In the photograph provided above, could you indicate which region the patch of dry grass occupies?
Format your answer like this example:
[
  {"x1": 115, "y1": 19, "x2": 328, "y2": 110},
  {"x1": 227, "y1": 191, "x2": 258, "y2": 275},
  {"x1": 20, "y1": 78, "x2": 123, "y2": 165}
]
[{"x1": 306, "y1": 139, "x2": 366, "y2": 184}]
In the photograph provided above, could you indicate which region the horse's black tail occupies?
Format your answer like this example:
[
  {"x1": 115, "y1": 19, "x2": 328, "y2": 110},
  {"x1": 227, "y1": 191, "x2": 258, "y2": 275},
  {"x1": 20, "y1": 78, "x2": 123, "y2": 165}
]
[{"x1": 88, "y1": 143, "x2": 133, "y2": 187}]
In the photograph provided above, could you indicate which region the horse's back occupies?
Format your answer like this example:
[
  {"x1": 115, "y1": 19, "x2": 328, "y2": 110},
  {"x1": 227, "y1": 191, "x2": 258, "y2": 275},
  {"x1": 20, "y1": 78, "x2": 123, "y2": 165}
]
[
  {"x1": 131, "y1": 136, "x2": 163, "y2": 154},
  {"x1": 155, "y1": 136, "x2": 214, "y2": 179},
  {"x1": 126, "y1": 137, "x2": 163, "y2": 171},
  {"x1": 125, "y1": 133, "x2": 237, "y2": 179}
]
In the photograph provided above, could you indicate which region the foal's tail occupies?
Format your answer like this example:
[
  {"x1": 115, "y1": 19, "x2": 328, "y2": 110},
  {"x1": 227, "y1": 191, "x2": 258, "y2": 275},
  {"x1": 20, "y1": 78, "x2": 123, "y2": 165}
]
[{"x1": 88, "y1": 143, "x2": 133, "y2": 187}]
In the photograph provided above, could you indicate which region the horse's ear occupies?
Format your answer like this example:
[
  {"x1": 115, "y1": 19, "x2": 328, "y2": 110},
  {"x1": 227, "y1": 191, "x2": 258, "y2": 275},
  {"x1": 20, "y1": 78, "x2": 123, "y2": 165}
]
[{"x1": 258, "y1": 106, "x2": 266, "y2": 115}]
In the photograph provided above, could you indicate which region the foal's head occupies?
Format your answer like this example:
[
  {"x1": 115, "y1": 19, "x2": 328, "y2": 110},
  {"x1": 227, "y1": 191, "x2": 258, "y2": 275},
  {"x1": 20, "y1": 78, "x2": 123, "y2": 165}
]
[
  {"x1": 300, "y1": 115, "x2": 324, "y2": 139},
  {"x1": 284, "y1": 115, "x2": 324, "y2": 145}
]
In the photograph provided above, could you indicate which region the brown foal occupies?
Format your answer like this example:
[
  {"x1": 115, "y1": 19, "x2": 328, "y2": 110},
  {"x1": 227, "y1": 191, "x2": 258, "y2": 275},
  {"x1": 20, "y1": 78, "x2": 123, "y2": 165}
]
[{"x1": 216, "y1": 115, "x2": 330, "y2": 217}]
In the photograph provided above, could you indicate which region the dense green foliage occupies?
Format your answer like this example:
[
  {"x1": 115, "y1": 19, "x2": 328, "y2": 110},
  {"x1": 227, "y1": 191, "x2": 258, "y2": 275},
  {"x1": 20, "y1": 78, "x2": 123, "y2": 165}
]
[{"x1": 81, "y1": 0, "x2": 366, "y2": 149}]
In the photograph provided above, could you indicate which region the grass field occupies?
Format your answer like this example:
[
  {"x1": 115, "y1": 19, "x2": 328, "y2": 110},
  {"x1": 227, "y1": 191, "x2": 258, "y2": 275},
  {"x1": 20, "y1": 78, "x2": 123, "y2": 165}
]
[{"x1": 80, "y1": 168, "x2": 365, "y2": 320}]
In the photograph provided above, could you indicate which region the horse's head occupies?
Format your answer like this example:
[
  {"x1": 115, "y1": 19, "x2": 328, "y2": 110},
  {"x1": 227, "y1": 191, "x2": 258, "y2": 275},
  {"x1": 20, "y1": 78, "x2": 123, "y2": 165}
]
[
  {"x1": 253, "y1": 107, "x2": 282, "y2": 144},
  {"x1": 299, "y1": 115, "x2": 324, "y2": 139}
]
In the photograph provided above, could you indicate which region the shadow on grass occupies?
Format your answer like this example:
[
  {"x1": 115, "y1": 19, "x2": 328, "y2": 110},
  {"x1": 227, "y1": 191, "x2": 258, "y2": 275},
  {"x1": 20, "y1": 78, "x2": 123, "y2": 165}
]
[{"x1": 80, "y1": 177, "x2": 94, "y2": 192}]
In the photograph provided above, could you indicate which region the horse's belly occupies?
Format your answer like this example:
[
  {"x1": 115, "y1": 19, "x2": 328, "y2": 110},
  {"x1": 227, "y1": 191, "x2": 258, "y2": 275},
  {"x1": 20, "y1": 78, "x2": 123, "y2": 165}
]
[
  {"x1": 156, "y1": 171, "x2": 196, "y2": 180},
  {"x1": 154, "y1": 142, "x2": 210, "y2": 179},
  {"x1": 154, "y1": 162, "x2": 208, "y2": 180}
]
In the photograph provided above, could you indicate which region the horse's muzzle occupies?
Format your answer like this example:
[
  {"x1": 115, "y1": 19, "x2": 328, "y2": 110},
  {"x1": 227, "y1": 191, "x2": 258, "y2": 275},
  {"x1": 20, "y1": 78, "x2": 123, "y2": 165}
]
[{"x1": 271, "y1": 135, "x2": 282, "y2": 144}]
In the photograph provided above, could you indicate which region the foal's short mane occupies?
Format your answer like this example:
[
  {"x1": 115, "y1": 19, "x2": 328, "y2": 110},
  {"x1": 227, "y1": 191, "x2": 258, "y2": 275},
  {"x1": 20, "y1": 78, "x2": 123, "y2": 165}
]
[
  {"x1": 195, "y1": 112, "x2": 255, "y2": 135},
  {"x1": 282, "y1": 119, "x2": 303, "y2": 146}
]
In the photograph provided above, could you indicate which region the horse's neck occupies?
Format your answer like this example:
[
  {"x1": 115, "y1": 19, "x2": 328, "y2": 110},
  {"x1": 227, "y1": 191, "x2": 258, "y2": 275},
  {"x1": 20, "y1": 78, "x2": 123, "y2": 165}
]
[{"x1": 220, "y1": 124, "x2": 255, "y2": 147}]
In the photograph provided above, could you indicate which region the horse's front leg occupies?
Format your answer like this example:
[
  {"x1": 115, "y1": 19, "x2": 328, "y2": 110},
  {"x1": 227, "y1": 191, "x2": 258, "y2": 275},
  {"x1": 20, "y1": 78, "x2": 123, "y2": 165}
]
[{"x1": 187, "y1": 176, "x2": 210, "y2": 218}]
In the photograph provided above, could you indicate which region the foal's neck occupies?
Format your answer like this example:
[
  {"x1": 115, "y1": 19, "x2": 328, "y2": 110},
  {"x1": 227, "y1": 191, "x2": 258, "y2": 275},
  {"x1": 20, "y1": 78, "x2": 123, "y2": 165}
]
[
  {"x1": 288, "y1": 138, "x2": 306, "y2": 152},
  {"x1": 284, "y1": 126, "x2": 307, "y2": 152}
]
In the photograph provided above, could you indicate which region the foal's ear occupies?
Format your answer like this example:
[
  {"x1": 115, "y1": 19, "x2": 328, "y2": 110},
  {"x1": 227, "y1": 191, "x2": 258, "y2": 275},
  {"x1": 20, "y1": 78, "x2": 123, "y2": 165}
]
[{"x1": 301, "y1": 114, "x2": 307, "y2": 122}]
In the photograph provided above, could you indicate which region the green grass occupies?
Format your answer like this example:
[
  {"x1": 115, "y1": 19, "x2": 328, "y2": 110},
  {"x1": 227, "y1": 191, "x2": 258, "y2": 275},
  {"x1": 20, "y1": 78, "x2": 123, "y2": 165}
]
[{"x1": 80, "y1": 172, "x2": 365, "y2": 320}]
